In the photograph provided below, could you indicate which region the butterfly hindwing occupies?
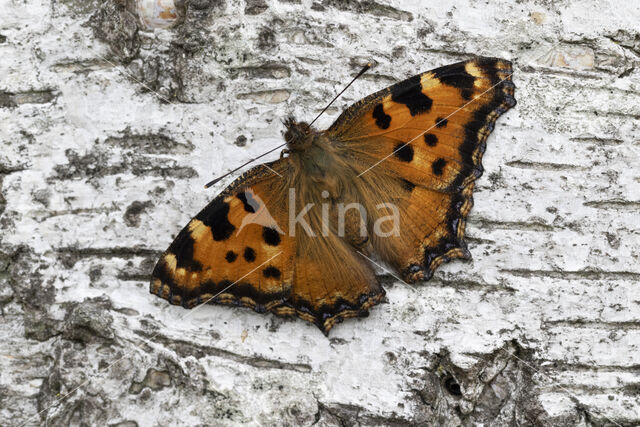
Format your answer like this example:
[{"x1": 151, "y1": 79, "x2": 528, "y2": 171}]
[
  {"x1": 327, "y1": 57, "x2": 516, "y2": 282},
  {"x1": 282, "y1": 228, "x2": 385, "y2": 332}
]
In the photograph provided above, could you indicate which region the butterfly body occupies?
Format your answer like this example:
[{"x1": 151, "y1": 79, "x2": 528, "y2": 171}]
[
  {"x1": 287, "y1": 131, "x2": 339, "y2": 187},
  {"x1": 151, "y1": 57, "x2": 516, "y2": 334}
]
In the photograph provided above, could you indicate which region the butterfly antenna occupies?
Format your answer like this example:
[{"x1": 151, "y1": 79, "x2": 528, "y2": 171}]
[
  {"x1": 204, "y1": 62, "x2": 371, "y2": 189},
  {"x1": 204, "y1": 143, "x2": 285, "y2": 188},
  {"x1": 309, "y1": 62, "x2": 372, "y2": 127}
]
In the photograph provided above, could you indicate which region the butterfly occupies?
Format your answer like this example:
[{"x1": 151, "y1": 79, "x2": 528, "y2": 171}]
[{"x1": 150, "y1": 57, "x2": 516, "y2": 334}]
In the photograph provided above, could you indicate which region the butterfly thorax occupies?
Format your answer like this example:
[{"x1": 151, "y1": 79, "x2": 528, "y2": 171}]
[{"x1": 282, "y1": 118, "x2": 353, "y2": 206}]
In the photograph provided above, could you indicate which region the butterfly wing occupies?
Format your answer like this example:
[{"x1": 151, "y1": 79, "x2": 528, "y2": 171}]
[
  {"x1": 326, "y1": 57, "x2": 516, "y2": 282},
  {"x1": 150, "y1": 160, "x2": 384, "y2": 333},
  {"x1": 150, "y1": 162, "x2": 294, "y2": 311}
]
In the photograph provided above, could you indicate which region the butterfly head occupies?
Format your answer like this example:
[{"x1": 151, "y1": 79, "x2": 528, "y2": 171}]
[{"x1": 283, "y1": 116, "x2": 313, "y2": 152}]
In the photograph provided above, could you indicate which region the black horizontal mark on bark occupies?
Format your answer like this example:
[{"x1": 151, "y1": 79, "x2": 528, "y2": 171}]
[
  {"x1": 117, "y1": 273, "x2": 150, "y2": 281},
  {"x1": 104, "y1": 133, "x2": 193, "y2": 154},
  {"x1": 50, "y1": 59, "x2": 115, "y2": 74},
  {"x1": 544, "y1": 319, "x2": 640, "y2": 329},
  {"x1": 0, "y1": 89, "x2": 57, "y2": 107},
  {"x1": 57, "y1": 247, "x2": 162, "y2": 258},
  {"x1": 541, "y1": 361, "x2": 640, "y2": 373},
  {"x1": 600, "y1": 111, "x2": 640, "y2": 119},
  {"x1": 575, "y1": 110, "x2": 640, "y2": 120},
  {"x1": 569, "y1": 136, "x2": 624, "y2": 145},
  {"x1": 469, "y1": 219, "x2": 554, "y2": 232},
  {"x1": 227, "y1": 64, "x2": 291, "y2": 79},
  {"x1": 501, "y1": 269, "x2": 640, "y2": 281},
  {"x1": 41, "y1": 207, "x2": 119, "y2": 219},
  {"x1": 584, "y1": 200, "x2": 640, "y2": 209},
  {"x1": 545, "y1": 383, "x2": 640, "y2": 395},
  {"x1": 465, "y1": 236, "x2": 496, "y2": 245},
  {"x1": 432, "y1": 278, "x2": 517, "y2": 294},
  {"x1": 321, "y1": 0, "x2": 413, "y2": 21},
  {"x1": 316, "y1": 401, "x2": 412, "y2": 426},
  {"x1": 505, "y1": 160, "x2": 587, "y2": 171},
  {"x1": 134, "y1": 331, "x2": 312, "y2": 373},
  {"x1": 0, "y1": 164, "x2": 27, "y2": 175},
  {"x1": 52, "y1": 148, "x2": 198, "y2": 181},
  {"x1": 378, "y1": 273, "x2": 516, "y2": 294}
]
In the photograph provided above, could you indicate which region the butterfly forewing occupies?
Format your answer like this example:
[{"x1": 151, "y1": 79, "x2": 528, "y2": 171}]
[{"x1": 327, "y1": 57, "x2": 516, "y2": 282}]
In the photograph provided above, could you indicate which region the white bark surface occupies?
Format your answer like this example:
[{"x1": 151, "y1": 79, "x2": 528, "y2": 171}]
[{"x1": 1, "y1": 0, "x2": 639, "y2": 425}]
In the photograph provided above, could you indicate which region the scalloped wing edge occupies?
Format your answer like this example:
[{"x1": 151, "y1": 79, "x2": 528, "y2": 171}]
[{"x1": 401, "y1": 59, "x2": 516, "y2": 283}]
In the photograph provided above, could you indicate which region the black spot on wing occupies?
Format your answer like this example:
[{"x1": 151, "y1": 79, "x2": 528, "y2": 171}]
[
  {"x1": 435, "y1": 117, "x2": 448, "y2": 128},
  {"x1": 263, "y1": 266, "x2": 281, "y2": 279},
  {"x1": 244, "y1": 247, "x2": 256, "y2": 262},
  {"x1": 372, "y1": 103, "x2": 391, "y2": 129},
  {"x1": 196, "y1": 198, "x2": 235, "y2": 241},
  {"x1": 401, "y1": 179, "x2": 416, "y2": 192},
  {"x1": 237, "y1": 191, "x2": 256, "y2": 213},
  {"x1": 424, "y1": 133, "x2": 438, "y2": 147},
  {"x1": 262, "y1": 226, "x2": 281, "y2": 246},
  {"x1": 432, "y1": 158, "x2": 447, "y2": 176},
  {"x1": 432, "y1": 62, "x2": 476, "y2": 100},
  {"x1": 390, "y1": 74, "x2": 432, "y2": 116},
  {"x1": 225, "y1": 251, "x2": 237, "y2": 263},
  {"x1": 168, "y1": 229, "x2": 203, "y2": 271},
  {"x1": 393, "y1": 143, "x2": 414, "y2": 162}
]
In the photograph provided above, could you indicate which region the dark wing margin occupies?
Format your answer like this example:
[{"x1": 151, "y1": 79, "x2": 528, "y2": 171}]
[{"x1": 417, "y1": 58, "x2": 516, "y2": 281}]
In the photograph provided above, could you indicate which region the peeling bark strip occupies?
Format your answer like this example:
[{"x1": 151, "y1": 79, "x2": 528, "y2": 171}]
[{"x1": 2, "y1": 0, "x2": 640, "y2": 425}]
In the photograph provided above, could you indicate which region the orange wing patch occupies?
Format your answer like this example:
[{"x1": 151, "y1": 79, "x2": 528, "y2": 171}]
[
  {"x1": 287, "y1": 230, "x2": 384, "y2": 332},
  {"x1": 151, "y1": 161, "x2": 294, "y2": 312},
  {"x1": 387, "y1": 182, "x2": 474, "y2": 282},
  {"x1": 328, "y1": 57, "x2": 516, "y2": 282},
  {"x1": 150, "y1": 161, "x2": 385, "y2": 334}
]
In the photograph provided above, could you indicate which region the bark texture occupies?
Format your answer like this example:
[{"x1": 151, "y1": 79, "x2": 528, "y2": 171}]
[{"x1": 1, "y1": 0, "x2": 639, "y2": 425}]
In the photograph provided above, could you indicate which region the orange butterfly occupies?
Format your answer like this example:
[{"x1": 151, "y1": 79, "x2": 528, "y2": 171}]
[{"x1": 150, "y1": 57, "x2": 516, "y2": 334}]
